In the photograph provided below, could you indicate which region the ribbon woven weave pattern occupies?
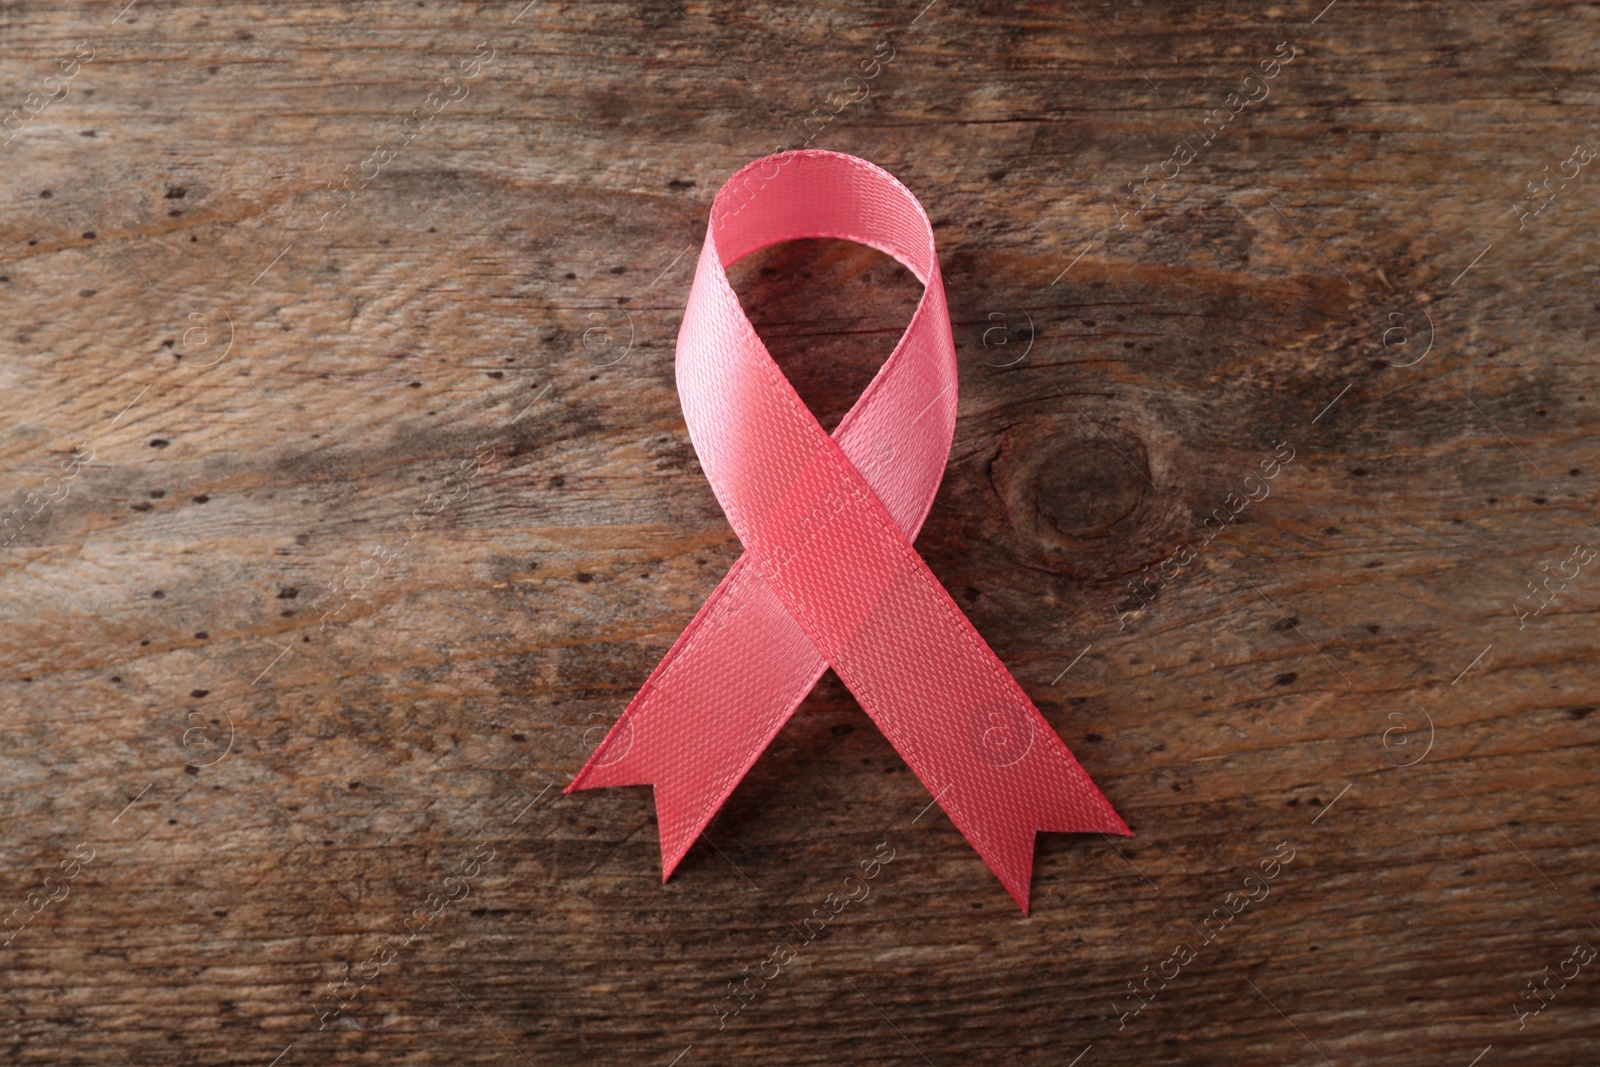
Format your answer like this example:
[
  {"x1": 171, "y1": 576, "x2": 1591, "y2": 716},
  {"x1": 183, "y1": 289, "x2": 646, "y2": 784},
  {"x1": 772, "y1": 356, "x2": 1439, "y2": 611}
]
[{"x1": 568, "y1": 149, "x2": 1128, "y2": 913}]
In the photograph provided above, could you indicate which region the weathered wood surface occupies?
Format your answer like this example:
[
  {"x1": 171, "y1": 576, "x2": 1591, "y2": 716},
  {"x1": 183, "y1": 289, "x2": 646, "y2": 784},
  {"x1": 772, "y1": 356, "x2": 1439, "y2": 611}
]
[{"x1": 2, "y1": 0, "x2": 1598, "y2": 1063}]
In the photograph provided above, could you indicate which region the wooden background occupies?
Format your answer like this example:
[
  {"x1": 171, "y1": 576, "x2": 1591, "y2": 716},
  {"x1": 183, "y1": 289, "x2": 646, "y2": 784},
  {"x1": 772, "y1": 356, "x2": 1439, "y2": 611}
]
[{"x1": 2, "y1": 0, "x2": 1597, "y2": 1063}]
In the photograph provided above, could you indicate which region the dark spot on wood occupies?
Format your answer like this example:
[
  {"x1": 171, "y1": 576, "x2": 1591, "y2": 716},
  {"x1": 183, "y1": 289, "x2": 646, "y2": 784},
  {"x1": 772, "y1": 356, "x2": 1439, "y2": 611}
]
[
  {"x1": 610, "y1": 265, "x2": 627, "y2": 275},
  {"x1": 830, "y1": 723, "x2": 854, "y2": 738},
  {"x1": 184, "y1": 765, "x2": 199, "y2": 775},
  {"x1": 1271, "y1": 616, "x2": 1299, "y2": 631},
  {"x1": 149, "y1": 439, "x2": 169, "y2": 448},
  {"x1": 1275, "y1": 672, "x2": 1297, "y2": 686},
  {"x1": 549, "y1": 475, "x2": 565, "y2": 488},
  {"x1": 1570, "y1": 707, "x2": 1594, "y2": 720},
  {"x1": 193, "y1": 495, "x2": 209, "y2": 503},
  {"x1": 997, "y1": 416, "x2": 1152, "y2": 576},
  {"x1": 151, "y1": 590, "x2": 165, "y2": 599},
  {"x1": 191, "y1": 689, "x2": 208, "y2": 698},
  {"x1": 487, "y1": 371, "x2": 504, "y2": 379},
  {"x1": 575, "y1": 572, "x2": 593, "y2": 583},
  {"x1": 511, "y1": 733, "x2": 527, "y2": 742},
  {"x1": 165, "y1": 187, "x2": 186, "y2": 199},
  {"x1": 1085, "y1": 733, "x2": 1103, "y2": 742},
  {"x1": 1350, "y1": 468, "x2": 1369, "y2": 477},
  {"x1": 278, "y1": 587, "x2": 298, "y2": 599},
  {"x1": 82, "y1": 231, "x2": 96, "y2": 239},
  {"x1": 194, "y1": 632, "x2": 208, "y2": 640},
  {"x1": 79, "y1": 288, "x2": 96, "y2": 298},
  {"x1": 132, "y1": 502, "x2": 153, "y2": 512},
  {"x1": 1367, "y1": 624, "x2": 1380, "y2": 633},
  {"x1": 40, "y1": 190, "x2": 52, "y2": 198}
]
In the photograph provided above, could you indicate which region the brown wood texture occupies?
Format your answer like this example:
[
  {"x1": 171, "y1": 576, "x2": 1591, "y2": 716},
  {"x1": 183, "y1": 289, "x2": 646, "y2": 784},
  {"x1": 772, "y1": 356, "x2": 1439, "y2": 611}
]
[{"x1": 2, "y1": 1, "x2": 1598, "y2": 1064}]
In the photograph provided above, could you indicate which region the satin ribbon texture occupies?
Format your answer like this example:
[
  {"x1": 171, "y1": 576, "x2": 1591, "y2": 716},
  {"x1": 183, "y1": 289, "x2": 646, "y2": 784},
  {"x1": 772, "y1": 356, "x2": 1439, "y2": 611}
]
[{"x1": 567, "y1": 149, "x2": 1128, "y2": 913}]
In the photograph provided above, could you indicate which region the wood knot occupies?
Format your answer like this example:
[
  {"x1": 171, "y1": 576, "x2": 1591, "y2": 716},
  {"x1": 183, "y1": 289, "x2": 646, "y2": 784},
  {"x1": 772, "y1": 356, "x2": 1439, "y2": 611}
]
[{"x1": 990, "y1": 412, "x2": 1173, "y2": 579}]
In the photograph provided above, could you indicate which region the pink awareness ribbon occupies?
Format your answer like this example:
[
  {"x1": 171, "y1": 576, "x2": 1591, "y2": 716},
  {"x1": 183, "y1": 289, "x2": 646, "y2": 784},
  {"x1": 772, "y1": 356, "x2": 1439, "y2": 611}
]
[{"x1": 568, "y1": 149, "x2": 1128, "y2": 913}]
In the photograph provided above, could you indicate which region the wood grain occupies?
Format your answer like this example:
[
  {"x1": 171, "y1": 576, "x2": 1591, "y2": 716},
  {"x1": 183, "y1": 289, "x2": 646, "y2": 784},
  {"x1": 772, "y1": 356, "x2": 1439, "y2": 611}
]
[{"x1": 1, "y1": 1, "x2": 1597, "y2": 1063}]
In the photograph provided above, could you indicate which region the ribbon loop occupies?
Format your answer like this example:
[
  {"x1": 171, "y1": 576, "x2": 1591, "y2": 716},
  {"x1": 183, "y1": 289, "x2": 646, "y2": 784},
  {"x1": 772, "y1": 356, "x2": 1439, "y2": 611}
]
[{"x1": 569, "y1": 150, "x2": 1127, "y2": 913}]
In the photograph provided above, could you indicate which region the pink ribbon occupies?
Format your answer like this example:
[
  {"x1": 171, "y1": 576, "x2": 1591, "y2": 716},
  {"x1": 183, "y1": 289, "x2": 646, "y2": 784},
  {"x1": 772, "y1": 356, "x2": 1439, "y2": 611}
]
[{"x1": 568, "y1": 150, "x2": 1128, "y2": 913}]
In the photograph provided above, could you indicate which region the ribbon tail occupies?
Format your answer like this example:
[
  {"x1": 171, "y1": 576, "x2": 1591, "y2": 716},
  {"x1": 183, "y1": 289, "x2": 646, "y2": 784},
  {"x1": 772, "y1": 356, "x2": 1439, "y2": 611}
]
[
  {"x1": 927, "y1": 728, "x2": 1131, "y2": 915},
  {"x1": 566, "y1": 554, "x2": 829, "y2": 880}
]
